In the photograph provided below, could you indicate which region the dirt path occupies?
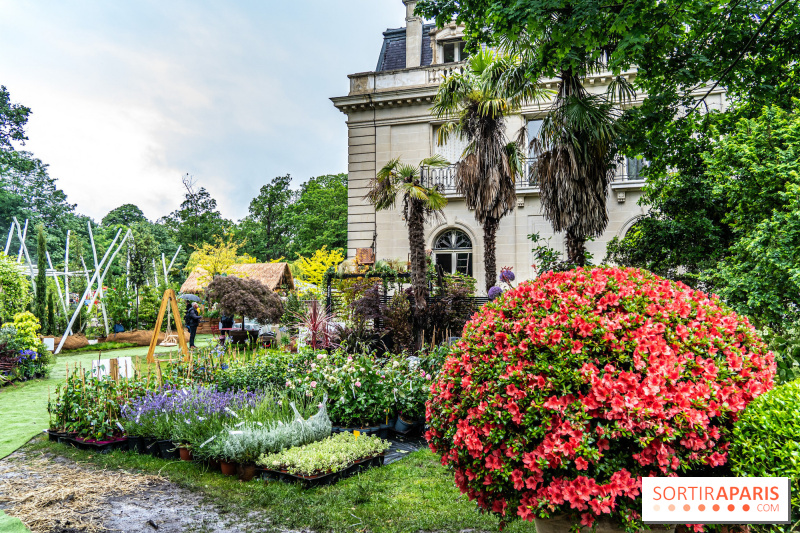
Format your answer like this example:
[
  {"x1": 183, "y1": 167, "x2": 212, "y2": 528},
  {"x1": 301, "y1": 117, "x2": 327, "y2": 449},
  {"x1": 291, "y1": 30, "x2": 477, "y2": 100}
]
[{"x1": 0, "y1": 448, "x2": 296, "y2": 533}]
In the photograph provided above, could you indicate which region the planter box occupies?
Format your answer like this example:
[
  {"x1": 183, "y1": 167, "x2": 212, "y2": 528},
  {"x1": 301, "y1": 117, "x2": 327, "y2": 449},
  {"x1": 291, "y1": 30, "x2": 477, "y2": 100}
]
[
  {"x1": 68, "y1": 436, "x2": 127, "y2": 453},
  {"x1": 261, "y1": 453, "x2": 385, "y2": 488}
]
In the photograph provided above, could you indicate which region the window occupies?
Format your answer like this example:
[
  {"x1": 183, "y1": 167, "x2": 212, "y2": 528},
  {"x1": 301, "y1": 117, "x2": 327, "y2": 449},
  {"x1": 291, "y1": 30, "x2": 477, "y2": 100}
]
[
  {"x1": 625, "y1": 157, "x2": 648, "y2": 180},
  {"x1": 527, "y1": 119, "x2": 544, "y2": 158},
  {"x1": 434, "y1": 229, "x2": 473, "y2": 276},
  {"x1": 434, "y1": 125, "x2": 469, "y2": 164},
  {"x1": 442, "y1": 41, "x2": 467, "y2": 63}
]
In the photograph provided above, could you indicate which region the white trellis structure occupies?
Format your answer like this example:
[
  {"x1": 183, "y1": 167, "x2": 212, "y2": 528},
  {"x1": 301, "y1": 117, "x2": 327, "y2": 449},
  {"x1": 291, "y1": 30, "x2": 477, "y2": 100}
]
[{"x1": 4, "y1": 219, "x2": 182, "y2": 354}]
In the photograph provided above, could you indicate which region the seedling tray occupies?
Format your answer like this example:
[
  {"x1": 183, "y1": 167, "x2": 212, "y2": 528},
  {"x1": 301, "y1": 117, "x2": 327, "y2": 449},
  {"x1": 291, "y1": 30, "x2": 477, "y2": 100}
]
[
  {"x1": 64, "y1": 436, "x2": 127, "y2": 453},
  {"x1": 261, "y1": 453, "x2": 385, "y2": 488}
]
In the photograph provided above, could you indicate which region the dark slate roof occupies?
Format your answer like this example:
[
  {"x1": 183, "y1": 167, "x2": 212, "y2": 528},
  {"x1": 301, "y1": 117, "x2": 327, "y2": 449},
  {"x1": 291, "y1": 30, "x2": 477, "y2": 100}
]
[{"x1": 376, "y1": 23, "x2": 436, "y2": 72}]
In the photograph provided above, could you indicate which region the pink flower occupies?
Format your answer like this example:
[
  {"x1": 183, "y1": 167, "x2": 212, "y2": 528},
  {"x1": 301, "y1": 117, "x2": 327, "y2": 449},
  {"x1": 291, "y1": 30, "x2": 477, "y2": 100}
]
[
  {"x1": 310, "y1": 381, "x2": 317, "y2": 388},
  {"x1": 355, "y1": 381, "x2": 361, "y2": 387}
]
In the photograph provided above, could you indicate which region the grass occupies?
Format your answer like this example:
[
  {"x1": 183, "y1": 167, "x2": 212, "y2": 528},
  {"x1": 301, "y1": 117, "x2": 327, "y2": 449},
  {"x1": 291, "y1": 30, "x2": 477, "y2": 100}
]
[
  {"x1": 0, "y1": 335, "x2": 214, "y2": 460},
  {"x1": 26, "y1": 437, "x2": 536, "y2": 533},
  {"x1": 0, "y1": 511, "x2": 27, "y2": 533},
  {"x1": 62, "y1": 341, "x2": 138, "y2": 353}
]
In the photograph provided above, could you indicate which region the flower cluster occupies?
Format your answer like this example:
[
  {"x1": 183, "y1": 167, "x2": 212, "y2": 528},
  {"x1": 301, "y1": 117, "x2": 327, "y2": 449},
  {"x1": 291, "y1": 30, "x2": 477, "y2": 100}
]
[{"x1": 426, "y1": 267, "x2": 775, "y2": 530}]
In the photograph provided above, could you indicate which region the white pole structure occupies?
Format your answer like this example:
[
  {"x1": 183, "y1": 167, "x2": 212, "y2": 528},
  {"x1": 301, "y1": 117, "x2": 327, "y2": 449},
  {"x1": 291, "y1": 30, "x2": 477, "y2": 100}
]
[
  {"x1": 80, "y1": 256, "x2": 91, "y2": 285},
  {"x1": 85, "y1": 230, "x2": 130, "y2": 311},
  {"x1": 87, "y1": 224, "x2": 110, "y2": 336},
  {"x1": 161, "y1": 253, "x2": 169, "y2": 286},
  {"x1": 167, "y1": 245, "x2": 182, "y2": 272},
  {"x1": 45, "y1": 251, "x2": 71, "y2": 333},
  {"x1": 64, "y1": 230, "x2": 70, "y2": 322},
  {"x1": 4, "y1": 222, "x2": 14, "y2": 254},
  {"x1": 152, "y1": 258, "x2": 158, "y2": 287},
  {"x1": 55, "y1": 230, "x2": 125, "y2": 354},
  {"x1": 13, "y1": 218, "x2": 35, "y2": 290},
  {"x1": 16, "y1": 219, "x2": 28, "y2": 263}
]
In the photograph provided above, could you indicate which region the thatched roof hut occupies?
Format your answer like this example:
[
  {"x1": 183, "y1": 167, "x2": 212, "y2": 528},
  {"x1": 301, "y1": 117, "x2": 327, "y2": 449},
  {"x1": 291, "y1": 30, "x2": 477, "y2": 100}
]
[{"x1": 179, "y1": 263, "x2": 295, "y2": 294}]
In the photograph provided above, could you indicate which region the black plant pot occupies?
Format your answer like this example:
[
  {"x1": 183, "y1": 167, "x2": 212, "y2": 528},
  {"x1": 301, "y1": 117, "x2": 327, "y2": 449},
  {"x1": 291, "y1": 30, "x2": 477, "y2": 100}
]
[
  {"x1": 144, "y1": 437, "x2": 161, "y2": 458},
  {"x1": 157, "y1": 440, "x2": 180, "y2": 460}
]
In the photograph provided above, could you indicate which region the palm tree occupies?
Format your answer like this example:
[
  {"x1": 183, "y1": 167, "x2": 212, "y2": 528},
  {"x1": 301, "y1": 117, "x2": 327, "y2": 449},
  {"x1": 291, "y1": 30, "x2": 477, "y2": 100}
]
[
  {"x1": 365, "y1": 156, "x2": 448, "y2": 314},
  {"x1": 432, "y1": 50, "x2": 543, "y2": 291},
  {"x1": 530, "y1": 71, "x2": 630, "y2": 265}
]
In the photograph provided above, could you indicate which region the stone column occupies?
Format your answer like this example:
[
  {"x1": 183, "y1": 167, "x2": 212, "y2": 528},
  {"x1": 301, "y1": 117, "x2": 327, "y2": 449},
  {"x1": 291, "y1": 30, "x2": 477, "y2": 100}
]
[{"x1": 404, "y1": 0, "x2": 422, "y2": 68}]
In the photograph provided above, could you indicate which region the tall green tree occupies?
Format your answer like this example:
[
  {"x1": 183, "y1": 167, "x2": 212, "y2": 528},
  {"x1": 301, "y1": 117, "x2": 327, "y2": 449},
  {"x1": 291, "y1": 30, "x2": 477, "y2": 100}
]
[
  {"x1": 432, "y1": 50, "x2": 533, "y2": 289},
  {"x1": 285, "y1": 173, "x2": 347, "y2": 257},
  {"x1": 102, "y1": 204, "x2": 147, "y2": 227},
  {"x1": 237, "y1": 175, "x2": 293, "y2": 261},
  {"x1": 163, "y1": 174, "x2": 231, "y2": 251},
  {"x1": 0, "y1": 85, "x2": 32, "y2": 173},
  {"x1": 34, "y1": 224, "x2": 48, "y2": 332},
  {"x1": 127, "y1": 224, "x2": 159, "y2": 328},
  {"x1": 366, "y1": 156, "x2": 448, "y2": 314},
  {"x1": 0, "y1": 252, "x2": 32, "y2": 322}
]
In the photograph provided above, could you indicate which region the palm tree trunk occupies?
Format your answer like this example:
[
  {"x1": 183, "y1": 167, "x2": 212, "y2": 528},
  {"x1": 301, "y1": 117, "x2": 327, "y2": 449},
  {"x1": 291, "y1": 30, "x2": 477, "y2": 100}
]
[
  {"x1": 483, "y1": 218, "x2": 499, "y2": 292},
  {"x1": 566, "y1": 229, "x2": 586, "y2": 266},
  {"x1": 407, "y1": 200, "x2": 428, "y2": 313}
]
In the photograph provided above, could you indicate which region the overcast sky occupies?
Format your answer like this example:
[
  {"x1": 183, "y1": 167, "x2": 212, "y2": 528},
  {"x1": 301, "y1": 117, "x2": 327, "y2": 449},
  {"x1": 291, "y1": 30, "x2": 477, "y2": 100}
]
[{"x1": 0, "y1": 0, "x2": 405, "y2": 222}]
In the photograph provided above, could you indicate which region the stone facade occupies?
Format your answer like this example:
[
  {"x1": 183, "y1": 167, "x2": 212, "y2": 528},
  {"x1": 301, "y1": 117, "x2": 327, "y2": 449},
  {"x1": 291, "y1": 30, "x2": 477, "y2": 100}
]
[{"x1": 331, "y1": 1, "x2": 726, "y2": 294}]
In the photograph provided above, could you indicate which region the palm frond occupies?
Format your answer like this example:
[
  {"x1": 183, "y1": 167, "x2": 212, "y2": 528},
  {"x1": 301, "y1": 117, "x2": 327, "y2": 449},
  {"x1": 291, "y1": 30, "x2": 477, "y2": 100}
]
[{"x1": 420, "y1": 154, "x2": 450, "y2": 168}]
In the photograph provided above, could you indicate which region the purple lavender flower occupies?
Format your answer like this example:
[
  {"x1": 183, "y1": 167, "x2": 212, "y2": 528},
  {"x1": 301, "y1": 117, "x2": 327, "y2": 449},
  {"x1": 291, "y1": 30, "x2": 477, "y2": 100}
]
[{"x1": 488, "y1": 286, "x2": 503, "y2": 300}]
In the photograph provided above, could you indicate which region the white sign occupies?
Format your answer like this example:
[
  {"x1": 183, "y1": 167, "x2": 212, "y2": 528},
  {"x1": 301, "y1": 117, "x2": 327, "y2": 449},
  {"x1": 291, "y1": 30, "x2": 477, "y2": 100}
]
[
  {"x1": 91, "y1": 357, "x2": 134, "y2": 379},
  {"x1": 642, "y1": 477, "x2": 791, "y2": 524}
]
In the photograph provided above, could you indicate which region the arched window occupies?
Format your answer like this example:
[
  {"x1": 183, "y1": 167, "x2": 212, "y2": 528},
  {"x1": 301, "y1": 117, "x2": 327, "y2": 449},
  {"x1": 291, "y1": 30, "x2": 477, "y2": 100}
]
[{"x1": 433, "y1": 229, "x2": 473, "y2": 276}]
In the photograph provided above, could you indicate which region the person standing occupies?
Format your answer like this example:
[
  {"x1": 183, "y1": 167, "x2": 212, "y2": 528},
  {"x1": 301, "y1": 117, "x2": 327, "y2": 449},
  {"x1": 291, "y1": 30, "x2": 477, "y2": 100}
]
[{"x1": 184, "y1": 302, "x2": 201, "y2": 348}]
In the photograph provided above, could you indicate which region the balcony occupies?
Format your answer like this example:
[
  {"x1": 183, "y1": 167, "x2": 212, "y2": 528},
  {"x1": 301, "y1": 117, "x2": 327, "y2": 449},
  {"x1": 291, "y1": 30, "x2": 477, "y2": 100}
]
[{"x1": 421, "y1": 158, "x2": 646, "y2": 197}]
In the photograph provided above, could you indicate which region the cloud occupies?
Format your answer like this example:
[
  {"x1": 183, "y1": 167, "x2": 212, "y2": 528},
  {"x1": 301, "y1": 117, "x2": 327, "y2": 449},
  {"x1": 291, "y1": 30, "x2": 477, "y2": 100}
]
[{"x1": 0, "y1": 0, "x2": 403, "y2": 222}]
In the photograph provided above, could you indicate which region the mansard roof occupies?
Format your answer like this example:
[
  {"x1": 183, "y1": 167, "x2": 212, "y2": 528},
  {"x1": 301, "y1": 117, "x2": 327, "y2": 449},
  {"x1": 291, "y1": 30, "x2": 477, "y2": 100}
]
[{"x1": 375, "y1": 23, "x2": 436, "y2": 72}]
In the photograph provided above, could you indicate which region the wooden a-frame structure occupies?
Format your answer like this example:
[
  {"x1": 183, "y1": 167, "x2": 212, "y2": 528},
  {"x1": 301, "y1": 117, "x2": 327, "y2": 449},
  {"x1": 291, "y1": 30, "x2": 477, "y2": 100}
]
[{"x1": 146, "y1": 289, "x2": 190, "y2": 363}]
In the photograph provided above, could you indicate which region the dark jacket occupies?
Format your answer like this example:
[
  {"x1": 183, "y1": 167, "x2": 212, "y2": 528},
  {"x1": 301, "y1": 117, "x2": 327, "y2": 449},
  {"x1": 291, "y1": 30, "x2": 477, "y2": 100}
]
[
  {"x1": 184, "y1": 307, "x2": 201, "y2": 328},
  {"x1": 220, "y1": 315, "x2": 234, "y2": 329}
]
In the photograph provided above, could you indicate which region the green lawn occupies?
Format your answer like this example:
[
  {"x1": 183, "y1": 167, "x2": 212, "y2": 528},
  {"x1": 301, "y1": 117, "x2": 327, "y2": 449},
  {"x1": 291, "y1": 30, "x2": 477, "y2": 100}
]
[
  {"x1": 0, "y1": 335, "x2": 215, "y2": 460},
  {"x1": 27, "y1": 437, "x2": 535, "y2": 533}
]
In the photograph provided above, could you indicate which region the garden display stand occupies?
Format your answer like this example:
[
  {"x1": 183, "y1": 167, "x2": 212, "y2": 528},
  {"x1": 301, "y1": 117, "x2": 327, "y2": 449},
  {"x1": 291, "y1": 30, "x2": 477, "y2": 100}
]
[{"x1": 146, "y1": 289, "x2": 190, "y2": 364}]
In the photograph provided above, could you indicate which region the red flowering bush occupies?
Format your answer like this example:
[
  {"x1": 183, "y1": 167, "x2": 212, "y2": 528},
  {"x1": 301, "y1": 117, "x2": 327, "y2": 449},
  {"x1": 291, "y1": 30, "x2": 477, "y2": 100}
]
[{"x1": 426, "y1": 267, "x2": 775, "y2": 530}]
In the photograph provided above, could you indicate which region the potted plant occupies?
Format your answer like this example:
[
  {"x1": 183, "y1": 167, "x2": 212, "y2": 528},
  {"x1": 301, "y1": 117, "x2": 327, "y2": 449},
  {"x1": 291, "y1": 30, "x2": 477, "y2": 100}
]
[{"x1": 426, "y1": 267, "x2": 776, "y2": 532}]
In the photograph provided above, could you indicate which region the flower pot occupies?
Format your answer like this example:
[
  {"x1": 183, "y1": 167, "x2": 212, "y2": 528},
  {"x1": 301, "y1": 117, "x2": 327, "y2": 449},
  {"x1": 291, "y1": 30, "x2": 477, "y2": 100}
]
[
  {"x1": 238, "y1": 462, "x2": 258, "y2": 481},
  {"x1": 157, "y1": 440, "x2": 180, "y2": 460},
  {"x1": 393, "y1": 415, "x2": 416, "y2": 433},
  {"x1": 127, "y1": 435, "x2": 143, "y2": 453},
  {"x1": 144, "y1": 437, "x2": 161, "y2": 457},
  {"x1": 179, "y1": 447, "x2": 193, "y2": 461},
  {"x1": 534, "y1": 516, "x2": 675, "y2": 533},
  {"x1": 220, "y1": 460, "x2": 238, "y2": 476}
]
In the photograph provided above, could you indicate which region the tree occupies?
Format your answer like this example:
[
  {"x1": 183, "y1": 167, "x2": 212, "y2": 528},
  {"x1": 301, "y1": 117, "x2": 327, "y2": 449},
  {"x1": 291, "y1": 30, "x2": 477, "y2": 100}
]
[
  {"x1": 164, "y1": 174, "x2": 232, "y2": 250},
  {"x1": 533, "y1": 75, "x2": 629, "y2": 264},
  {"x1": 127, "y1": 224, "x2": 159, "y2": 328},
  {"x1": 102, "y1": 204, "x2": 147, "y2": 227},
  {"x1": 0, "y1": 253, "x2": 32, "y2": 321},
  {"x1": 184, "y1": 235, "x2": 256, "y2": 289},
  {"x1": 47, "y1": 289, "x2": 56, "y2": 336},
  {"x1": 432, "y1": 50, "x2": 533, "y2": 288},
  {"x1": 0, "y1": 85, "x2": 32, "y2": 173},
  {"x1": 294, "y1": 246, "x2": 345, "y2": 289},
  {"x1": 34, "y1": 225, "x2": 48, "y2": 332},
  {"x1": 285, "y1": 174, "x2": 348, "y2": 257},
  {"x1": 366, "y1": 156, "x2": 448, "y2": 313},
  {"x1": 206, "y1": 275, "x2": 283, "y2": 329},
  {"x1": 237, "y1": 175, "x2": 293, "y2": 261},
  {"x1": 700, "y1": 103, "x2": 800, "y2": 334}
]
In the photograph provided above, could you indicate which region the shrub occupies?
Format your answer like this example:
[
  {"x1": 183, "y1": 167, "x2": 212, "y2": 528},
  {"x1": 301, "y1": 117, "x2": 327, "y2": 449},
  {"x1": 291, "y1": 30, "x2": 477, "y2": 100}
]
[
  {"x1": 216, "y1": 351, "x2": 312, "y2": 392},
  {"x1": 731, "y1": 379, "x2": 800, "y2": 530},
  {"x1": 426, "y1": 267, "x2": 775, "y2": 530}
]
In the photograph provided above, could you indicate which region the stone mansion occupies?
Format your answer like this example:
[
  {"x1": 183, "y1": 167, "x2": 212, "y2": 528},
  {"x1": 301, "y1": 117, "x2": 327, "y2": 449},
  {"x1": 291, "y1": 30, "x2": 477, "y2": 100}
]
[{"x1": 331, "y1": 0, "x2": 726, "y2": 294}]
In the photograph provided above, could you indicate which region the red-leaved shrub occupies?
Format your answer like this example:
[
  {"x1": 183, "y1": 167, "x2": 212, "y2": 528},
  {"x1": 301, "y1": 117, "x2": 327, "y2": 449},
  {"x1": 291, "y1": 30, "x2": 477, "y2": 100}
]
[{"x1": 426, "y1": 267, "x2": 775, "y2": 530}]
